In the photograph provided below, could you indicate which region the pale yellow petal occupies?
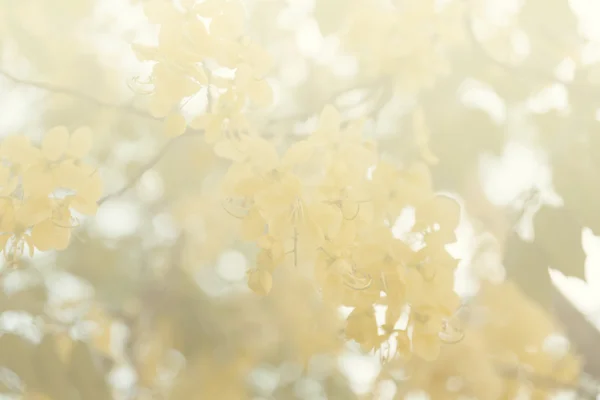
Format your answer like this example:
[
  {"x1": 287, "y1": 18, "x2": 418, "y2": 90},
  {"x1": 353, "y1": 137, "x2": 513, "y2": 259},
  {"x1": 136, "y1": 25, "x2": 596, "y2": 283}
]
[
  {"x1": 213, "y1": 139, "x2": 247, "y2": 162},
  {"x1": 307, "y1": 202, "x2": 342, "y2": 239},
  {"x1": 22, "y1": 164, "x2": 54, "y2": 197},
  {"x1": 149, "y1": 94, "x2": 174, "y2": 119},
  {"x1": 247, "y1": 269, "x2": 272, "y2": 296},
  {"x1": 30, "y1": 219, "x2": 56, "y2": 251},
  {"x1": 246, "y1": 136, "x2": 279, "y2": 173},
  {"x1": 412, "y1": 331, "x2": 441, "y2": 361},
  {"x1": 0, "y1": 198, "x2": 15, "y2": 232},
  {"x1": 0, "y1": 135, "x2": 42, "y2": 165},
  {"x1": 68, "y1": 126, "x2": 93, "y2": 158},
  {"x1": 241, "y1": 208, "x2": 266, "y2": 240},
  {"x1": 42, "y1": 126, "x2": 69, "y2": 161},
  {"x1": 78, "y1": 172, "x2": 104, "y2": 203},
  {"x1": 15, "y1": 197, "x2": 53, "y2": 227},
  {"x1": 235, "y1": 63, "x2": 253, "y2": 89},
  {"x1": 249, "y1": 80, "x2": 273, "y2": 108},
  {"x1": 143, "y1": 0, "x2": 178, "y2": 24},
  {"x1": 208, "y1": 2, "x2": 245, "y2": 39},
  {"x1": 67, "y1": 195, "x2": 98, "y2": 216},
  {"x1": 281, "y1": 140, "x2": 315, "y2": 168},
  {"x1": 164, "y1": 113, "x2": 187, "y2": 137}
]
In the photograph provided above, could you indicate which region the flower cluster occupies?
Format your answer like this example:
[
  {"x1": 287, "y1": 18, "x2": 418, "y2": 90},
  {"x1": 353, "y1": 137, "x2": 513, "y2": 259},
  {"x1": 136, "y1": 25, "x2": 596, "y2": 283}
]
[
  {"x1": 0, "y1": 126, "x2": 101, "y2": 262},
  {"x1": 378, "y1": 281, "x2": 581, "y2": 399},
  {"x1": 216, "y1": 105, "x2": 461, "y2": 360},
  {"x1": 134, "y1": 0, "x2": 273, "y2": 142}
]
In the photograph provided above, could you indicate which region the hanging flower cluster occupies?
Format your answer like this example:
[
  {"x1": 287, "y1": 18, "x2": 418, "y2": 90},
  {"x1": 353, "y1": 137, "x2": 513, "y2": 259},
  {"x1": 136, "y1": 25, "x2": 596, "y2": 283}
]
[
  {"x1": 133, "y1": 0, "x2": 273, "y2": 141},
  {"x1": 376, "y1": 281, "x2": 581, "y2": 400},
  {"x1": 215, "y1": 105, "x2": 462, "y2": 361},
  {"x1": 128, "y1": 0, "x2": 465, "y2": 365},
  {"x1": 0, "y1": 126, "x2": 101, "y2": 262}
]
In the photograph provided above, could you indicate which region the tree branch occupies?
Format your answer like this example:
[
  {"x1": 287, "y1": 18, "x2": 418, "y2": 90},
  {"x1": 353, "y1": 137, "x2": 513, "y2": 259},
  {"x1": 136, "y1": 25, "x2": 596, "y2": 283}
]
[
  {"x1": 98, "y1": 130, "x2": 202, "y2": 205},
  {"x1": 266, "y1": 77, "x2": 388, "y2": 128},
  {"x1": 0, "y1": 69, "x2": 158, "y2": 120}
]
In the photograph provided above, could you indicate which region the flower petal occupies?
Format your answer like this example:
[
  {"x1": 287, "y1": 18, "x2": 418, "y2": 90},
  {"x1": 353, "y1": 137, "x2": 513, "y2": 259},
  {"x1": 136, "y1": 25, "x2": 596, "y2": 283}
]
[{"x1": 42, "y1": 126, "x2": 69, "y2": 161}]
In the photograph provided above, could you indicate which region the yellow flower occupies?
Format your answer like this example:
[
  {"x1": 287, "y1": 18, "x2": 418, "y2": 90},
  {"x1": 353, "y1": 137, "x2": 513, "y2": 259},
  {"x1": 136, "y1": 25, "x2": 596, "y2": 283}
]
[
  {"x1": 0, "y1": 135, "x2": 41, "y2": 166},
  {"x1": 0, "y1": 165, "x2": 17, "y2": 196},
  {"x1": 217, "y1": 134, "x2": 320, "y2": 198},
  {"x1": 352, "y1": 226, "x2": 412, "y2": 269},
  {"x1": 345, "y1": 306, "x2": 381, "y2": 352},
  {"x1": 22, "y1": 126, "x2": 96, "y2": 197},
  {"x1": 30, "y1": 200, "x2": 74, "y2": 251},
  {"x1": 235, "y1": 63, "x2": 273, "y2": 108},
  {"x1": 0, "y1": 128, "x2": 100, "y2": 260},
  {"x1": 148, "y1": 62, "x2": 203, "y2": 118},
  {"x1": 0, "y1": 197, "x2": 16, "y2": 233},
  {"x1": 191, "y1": 89, "x2": 247, "y2": 143},
  {"x1": 310, "y1": 106, "x2": 376, "y2": 173},
  {"x1": 247, "y1": 268, "x2": 272, "y2": 296},
  {"x1": 255, "y1": 174, "x2": 342, "y2": 247},
  {"x1": 194, "y1": 0, "x2": 245, "y2": 40},
  {"x1": 412, "y1": 326, "x2": 442, "y2": 361},
  {"x1": 164, "y1": 112, "x2": 188, "y2": 137}
]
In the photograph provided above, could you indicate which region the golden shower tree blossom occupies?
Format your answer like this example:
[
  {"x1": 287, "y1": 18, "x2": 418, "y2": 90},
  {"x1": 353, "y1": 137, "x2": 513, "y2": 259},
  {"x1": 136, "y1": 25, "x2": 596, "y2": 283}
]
[
  {"x1": 0, "y1": 0, "x2": 594, "y2": 399},
  {"x1": 0, "y1": 126, "x2": 101, "y2": 259}
]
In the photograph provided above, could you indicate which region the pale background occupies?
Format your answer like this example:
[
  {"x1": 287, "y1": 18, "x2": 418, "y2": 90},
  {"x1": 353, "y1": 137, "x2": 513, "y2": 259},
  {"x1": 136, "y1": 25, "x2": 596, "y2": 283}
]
[{"x1": 1, "y1": 0, "x2": 599, "y2": 399}]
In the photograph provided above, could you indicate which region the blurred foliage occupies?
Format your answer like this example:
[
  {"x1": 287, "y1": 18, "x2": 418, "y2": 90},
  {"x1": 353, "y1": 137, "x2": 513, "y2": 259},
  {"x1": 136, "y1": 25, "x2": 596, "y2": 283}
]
[{"x1": 0, "y1": 0, "x2": 599, "y2": 399}]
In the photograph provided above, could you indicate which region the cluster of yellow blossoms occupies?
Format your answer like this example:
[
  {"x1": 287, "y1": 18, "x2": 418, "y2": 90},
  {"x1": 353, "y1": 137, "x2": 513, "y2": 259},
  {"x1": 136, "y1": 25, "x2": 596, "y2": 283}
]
[
  {"x1": 0, "y1": 0, "x2": 466, "y2": 368},
  {"x1": 0, "y1": 126, "x2": 101, "y2": 262},
  {"x1": 380, "y1": 281, "x2": 580, "y2": 399},
  {"x1": 133, "y1": 0, "x2": 273, "y2": 141},
  {"x1": 0, "y1": 1, "x2": 587, "y2": 398},
  {"x1": 132, "y1": 0, "x2": 464, "y2": 362},
  {"x1": 214, "y1": 105, "x2": 461, "y2": 361}
]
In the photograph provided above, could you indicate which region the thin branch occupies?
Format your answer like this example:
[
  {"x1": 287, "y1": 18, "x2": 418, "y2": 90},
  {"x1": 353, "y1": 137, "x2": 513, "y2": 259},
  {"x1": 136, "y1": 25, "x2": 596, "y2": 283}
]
[
  {"x1": 98, "y1": 131, "x2": 202, "y2": 205},
  {"x1": 0, "y1": 69, "x2": 158, "y2": 120},
  {"x1": 266, "y1": 77, "x2": 388, "y2": 127}
]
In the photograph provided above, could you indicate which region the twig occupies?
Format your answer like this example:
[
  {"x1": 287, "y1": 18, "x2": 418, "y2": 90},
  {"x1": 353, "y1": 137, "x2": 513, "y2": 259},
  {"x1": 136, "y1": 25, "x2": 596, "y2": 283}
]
[
  {"x1": 266, "y1": 77, "x2": 387, "y2": 127},
  {"x1": 98, "y1": 131, "x2": 202, "y2": 205},
  {"x1": 0, "y1": 69, "x2": 159, "y2": 120}
]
